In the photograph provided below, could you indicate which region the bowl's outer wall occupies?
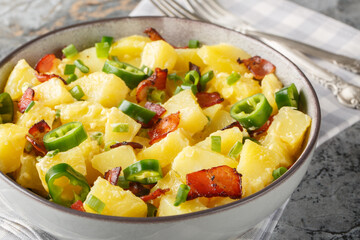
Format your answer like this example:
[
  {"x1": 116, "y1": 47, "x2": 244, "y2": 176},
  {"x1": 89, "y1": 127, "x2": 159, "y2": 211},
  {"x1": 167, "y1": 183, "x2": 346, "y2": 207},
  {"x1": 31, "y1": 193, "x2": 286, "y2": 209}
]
[{"x1": 0, "y1": 17, "x2": 320, "y2": 240}]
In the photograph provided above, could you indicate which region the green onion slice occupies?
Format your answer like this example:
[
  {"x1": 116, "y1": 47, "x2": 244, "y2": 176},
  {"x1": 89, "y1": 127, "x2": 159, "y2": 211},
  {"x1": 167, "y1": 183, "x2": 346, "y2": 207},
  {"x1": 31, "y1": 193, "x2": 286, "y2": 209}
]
[
  {"x1": 199, "y1": 70, "x2": 214, "y2": 91},
  {"x1": 174, "y1": 83, "x2": 198, "y2": 95},
  {"x1": 43, "y1": 122, "x2": 88, "y2": 152},
  {"x1": 184, "y1": 70, "x2": 200, "y2": 85},
  {"x1": 146, "y1": 203, "x2": 158, "y2": 217},
  {"x1": 272, "y1": 167, "x2": 288, "y2": 181},
  {"x1": 69, "y1": 85, "x2": 85, "y2": 100},
  {"x1": 123, "y1": 159, "x2": 163, "y2": 185},
  {"x1": 168, "y1": 73, "x2": 183, "y2": 82},
  {"x1": 117, "y1": 176, "x2": 130, "y2": 189},
  {"x1": 111, "y1": 123, "x2": 129, "y2": 133},
  {"x1": 228, "y1": 141, "x2": 243, "y2": 159},
  {"x1": 0, "y1": 92, "x2": 14, "y2": 124},
  {"x1": 211, "y1": 135, "x2": 221, "y2": 153},
  {"x1": 74, "y1": 60, "x2": 89, "y2": 73},
  {"x1": 62, "y1": 44, "x2": 78, "y2": 58},
  {"x1": 149, "y1": 89, "x2": 165, "y2": 103},
  {"x1": 66, "y1": 74, "x2": 78, "y2": 84},
  {"x1": 174, "y1": 184, "x2": 190, "y2": 206},
  {"x1": 119, "y1": 100, "x2": 156, "y2": 124},
  {"x1": 24, "y1": 101, "x2": 35, "y2": 113},
  {"x1": 188, "y1": 39, "x2": 200, "y2": 48},
  {"x1": 101, "y1": 36, "x2": 114, "y2": 45},
  {"x1": 64, "y1": 64, "x2": 76, "y2": 75},
  {"x1": 227, "y1": 72, "x2": 241, "y2": 85},
  {"x1": 85, "y1": 194, "x2": 105, "y2": 214},
  {"x1": 91, "y1": 132, "x2": 104, "y2": 146},
  {"x1": 46, "y1": 149, "x2": 60, "y2": 158},
  {"x1": 95, "y1": 42, "x2": 110, "y2": 58},
  {"x1": 275, "y1": 83, "x2": 299, "y2": 109},
  {"x1": 141, "y1": 65, "x2": 154, "y2": 77}
]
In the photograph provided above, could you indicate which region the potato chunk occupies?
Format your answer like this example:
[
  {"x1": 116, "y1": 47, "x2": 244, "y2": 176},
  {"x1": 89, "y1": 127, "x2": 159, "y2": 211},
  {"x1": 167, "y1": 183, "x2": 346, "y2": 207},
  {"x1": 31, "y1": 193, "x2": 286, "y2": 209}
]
[
  {"x1": 261, "y1": 74, "x2": 283, "y2": 115},
  {"x1": 141, "y1": 40, "x2": 177, "y2": 71},
  {"x1": 16, "y1": 102, "x2": 55, "y2": 129},
  {"x1": 84, "y1": 177, "x2": 147, "y2": 217}
]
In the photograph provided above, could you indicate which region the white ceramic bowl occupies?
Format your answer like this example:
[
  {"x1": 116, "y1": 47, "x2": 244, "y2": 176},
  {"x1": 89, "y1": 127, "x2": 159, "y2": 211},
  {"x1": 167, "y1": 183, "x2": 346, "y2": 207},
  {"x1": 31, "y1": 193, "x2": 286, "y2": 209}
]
[{"x1": 0, "y1": 17, "x2": 320, "y2": 240}]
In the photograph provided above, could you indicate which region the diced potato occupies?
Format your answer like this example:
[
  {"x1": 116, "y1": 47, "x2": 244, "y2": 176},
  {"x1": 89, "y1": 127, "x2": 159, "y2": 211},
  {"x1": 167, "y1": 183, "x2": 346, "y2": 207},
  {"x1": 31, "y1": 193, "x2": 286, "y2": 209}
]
[
  {"x1": 197, "y1": 44, "x2": 250, "y2": 74},
  {"x1": 132, "y1": 136, "x2": 150, "y2": 148},
  {"x1": 36, "y1": 139, "x2": 99, "y2": 191},
  {"x1": 173, "y1": 48, "x2": 206, "y2": 73},
  {"x1": 261, "y1": 74, "x2": 283, "y2": 115},
  {"x1": 195, "y1": 127, "x2": 243, "y2": 157},
  {"x1": 15, "y1": 154, "x2": 46, "y2": 195},
  {"x1": 208, "y1": 72, "x2": 261, "y2": 104},
  {"x1": 104, "y1": 108, "x2": 141, "y2": 144},
  {"x1": 68, "y1": 72, "x2": 129, "y2": 108},
  {"x1": 206, "y1": 197, "x2": 236, "y2": 208},
  {"x1": 110, "y1": 35, "x2": 151, "y2": 60},
  {"x1": 55, "y1": 101, "x2": 109, "y2": 132},
  {"x1": 202, "y1": 103, "x2": 223, "y2": 120},
  {"x1": 33, "y1": 78, "x2": 74, "y2": 108},
  {"x1": 172, "y1": 146, "x2": 238, "y2": 180},
  {"x1": 141, "y1": 40, "x2": 177, "y2": 71},
  {"x1": 4, "y1": 59, "x2": 41, "y2": 100},
  {"x1": 16, "y1": 102, "x2": 55, "y2": 129},
  {"x1": 152, "y1": 170, "x2": 184, "y2": 195},
  {"x1": 157, "y1": 194, "x2": 208, "y2": 217},
  {"x1": 77, "y1": 47, "x2": 107, "y2": 73},
  {"x1": 237, "y1": 140, "x2": 281, "y2": 197},
  {"x1": 163, "y1": 89, "x2": 208, "y2": 135},
  {"x1": 78, "y1": 139, "x2": 101, "y2": 185},
  {"x1": 0, "y1": 124, "x2": 27, "y2": 173},
  {"x1": 91, "y1": 146, "x2": 137, "y2": 175},
  {"x1": 137, "y1": 129, "x2": 190, "y2": 168},
  {"x1": 261, "y1": 133, "x2": 293, "y2": 168},
  {"x1": 84, "y1": 177, "x2": 147, "y2": 217},
  {"x1": 266, "y1": 107, "x2": 311, "y2": 157}
]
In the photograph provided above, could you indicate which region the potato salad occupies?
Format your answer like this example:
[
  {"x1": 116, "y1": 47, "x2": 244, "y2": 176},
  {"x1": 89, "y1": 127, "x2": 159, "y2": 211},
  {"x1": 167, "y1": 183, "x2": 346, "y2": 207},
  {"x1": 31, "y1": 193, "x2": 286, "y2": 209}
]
[{"x1": 0, "y1": 28, "x2": 311, "y2": 217}]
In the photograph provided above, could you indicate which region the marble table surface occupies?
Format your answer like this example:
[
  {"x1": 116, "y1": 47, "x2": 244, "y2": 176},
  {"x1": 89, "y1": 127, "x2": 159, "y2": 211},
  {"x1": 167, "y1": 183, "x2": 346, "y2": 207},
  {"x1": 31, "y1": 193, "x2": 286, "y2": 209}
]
[{"x1": 0, "y1": 0, "x2": 359, "y2": 239}]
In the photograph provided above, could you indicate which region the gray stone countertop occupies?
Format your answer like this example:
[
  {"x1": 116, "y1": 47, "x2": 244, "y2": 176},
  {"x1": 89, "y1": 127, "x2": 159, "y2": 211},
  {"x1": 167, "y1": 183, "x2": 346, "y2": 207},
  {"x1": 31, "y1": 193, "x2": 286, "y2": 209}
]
[{"x1": 0, "y1": 0, "x2": 359, "y2": 239}]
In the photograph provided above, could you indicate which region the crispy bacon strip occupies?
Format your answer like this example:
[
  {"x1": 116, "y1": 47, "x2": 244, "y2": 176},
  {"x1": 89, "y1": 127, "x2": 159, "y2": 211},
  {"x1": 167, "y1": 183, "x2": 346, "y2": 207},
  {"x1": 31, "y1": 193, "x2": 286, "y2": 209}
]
[
  {"x1": 140, "y1": 102, "x2": 167, "y2": 128},
  {"x1": 128, "y1": 182, "x2": 151, "y2": 197},
  {"x1": 110, "y1": 141, "x2": 144, "y2": 149},
  {"x1": 71, "y1": 200, "x2": 85, "y2": 212},
  {"x1": 136, "y1": 68, "x2": 168, "y2": 103},
  {"x1": 221, "y1": 121, "x2": 243, "y2": 132},
  {"x1": 104, "y1": 167, "x2": 121, "y2": 185},
  {"x1": 249, "y1": 115, "x2": 274, "y2": 138},
  {"x1": 237, "y1": 56, "x2": 276, "y2": 80},
  {"x1": 26, "y1": 120, "x2": 51, "y2": 156},
  {"x1": 18, "y1": 88, "x2": 35, "y2": 113},
  {"x1": 140, "y1": 188, "x2": 170, "y2": 202},
  {"x1": 186, "y1": 165, "x2": 242, "y2": 200},
  {"x1": 35, "y1": 73, "x2": 67, "y2": 84},
  {"x1": 148, "y1": 111, "x2": 180, "y2": 145},
  {"x1": 35, "y1": 54, "x2": 56, "y2": 73},
  {"x1": 144, "y1": 27, "x2": 165, "y2": 41},
  {"x1": 189, "y1": 62, "x2": 201, "y2": 76},
  {"x1": 196, "y1": 92, "x2": 224, "y2": 108}
]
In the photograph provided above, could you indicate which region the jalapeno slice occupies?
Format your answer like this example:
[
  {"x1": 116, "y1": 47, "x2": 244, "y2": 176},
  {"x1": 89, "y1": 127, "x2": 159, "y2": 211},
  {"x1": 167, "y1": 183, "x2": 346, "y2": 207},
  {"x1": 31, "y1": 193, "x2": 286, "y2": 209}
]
[
  {"x1": 45, "y1": 163, "x2": 90, "y2": 207},
  {"x1": 102, "y1": 60, "x2": 147, "y2": 89},
  {"x1": 43, "y1": 122, "x2": 88, "y2": 152},
  {"x1": 0, "y1": 92, "x2": 14, "y2": 124},
  {"x1": 118, "y1": 100, "x2": 156, "y2": 124},
  {"x1": 123, "y1": 159, "x2": 163, "y2": 184},
  {"x1": 275, "y1": 83, "x2": 299, "y2": 109},
  {"x1": 230, "y1": 93, "x2": 273, "y2": 130}
]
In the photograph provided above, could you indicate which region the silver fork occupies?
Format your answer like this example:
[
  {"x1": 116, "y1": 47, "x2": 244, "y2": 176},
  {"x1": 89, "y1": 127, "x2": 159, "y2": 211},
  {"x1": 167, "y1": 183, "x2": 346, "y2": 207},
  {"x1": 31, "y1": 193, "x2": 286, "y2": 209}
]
[{"x1": 151, "y1": 0, "x2": 360, "y2": 109}]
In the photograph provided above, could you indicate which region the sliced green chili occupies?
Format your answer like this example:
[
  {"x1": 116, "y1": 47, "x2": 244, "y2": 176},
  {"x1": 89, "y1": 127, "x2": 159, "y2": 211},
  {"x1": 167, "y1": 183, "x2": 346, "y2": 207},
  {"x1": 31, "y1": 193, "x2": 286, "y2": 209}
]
[
  {"x1": 43, "y1": 122, "x2": 88, "y2": 152},
  {"x1": 243, "y1": 137, "x2": 260, "y2": 145},
  {"x1": 275, "y1": 83, "x2": 299, "y2": 109},
  {"x1": 146, "y1": 203, "x2": 158, "y2": 217},
  {"x1": 0, "y1": 92, "x2": 14, "y2": 124},
  {"x1": 174, "y1": 184, "x2": 190, "y2": 206},
  {"x1": 230, "y1": 93, "x2": 273, "y2": 130},
  {"x1": 62, "y1": 44, "x2": 78, "y2": 58},
  {"x1": 227, "y1": 72, "x2": 241, "y2": 85},
  {"x1": 123, "y1": 159, "x2": 163, "y2": 184},
  {"x1": 102, "y1": 60, "x2": 147, "y2": 89},
  {"x1": 211, "y1": 135, "x2": 221, "y2": 153},
  {"x1": 118, "y1": 100, "x2": 156, "y2": 124},
  {"x1": 74, "y1": 60, "x2": 89, "y2": 73},
  {"x1": 188, "y1": 39, "x2": 200, "y2": 48},
  {"x1": 228, "y1": 141, "x2": 243, "y2": 159},
  {"x1": 85, "y1": 194, "x2": 105, "y2": 214},
  {"x1": 24, "y1": 101, "x2": 35, "y2": 113},
  {"x1": 111, "y1": 123, "x2": 129, "y2": 133},
  {"x1": 45, "y1": 163, "x2": 90, "y2": 207},
  {"x1": 69, "y1": 85, "x2": 85, "y2": 100},
  {"x1": 199, "y1": 70, "x2": 214, "y2": 91},
  {"x1": 66, "y1": 74, "x2": 78, "y2": 84},
  {"x1": 272, "y1": 167, "x2": 288, "y2": 180}
]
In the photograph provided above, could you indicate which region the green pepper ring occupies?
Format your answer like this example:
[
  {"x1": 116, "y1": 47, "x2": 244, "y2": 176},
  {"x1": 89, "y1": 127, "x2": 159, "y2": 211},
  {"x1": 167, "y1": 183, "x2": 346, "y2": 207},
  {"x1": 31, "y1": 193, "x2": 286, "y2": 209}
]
[
  {"x1": 123, "y1": 159, "x2": 163, "y2": 185},
  {"x1": 0, "y1": 92, "x2": 14, "y2": 124}
]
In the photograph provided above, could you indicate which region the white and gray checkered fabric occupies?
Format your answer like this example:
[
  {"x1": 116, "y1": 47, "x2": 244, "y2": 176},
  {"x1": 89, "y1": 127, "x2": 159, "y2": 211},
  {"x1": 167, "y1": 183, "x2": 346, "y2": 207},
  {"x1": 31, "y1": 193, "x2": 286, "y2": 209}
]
[{"x1": 0, "y1": 0, "x2": 359, "y2": 239}]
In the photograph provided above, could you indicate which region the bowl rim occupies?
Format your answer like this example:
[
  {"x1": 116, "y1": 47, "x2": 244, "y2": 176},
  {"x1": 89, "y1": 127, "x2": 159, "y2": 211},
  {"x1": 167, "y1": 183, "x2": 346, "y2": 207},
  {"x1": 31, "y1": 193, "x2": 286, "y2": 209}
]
[{"x1": 0, "y1": 16, "x2": 321, "y2": 223}]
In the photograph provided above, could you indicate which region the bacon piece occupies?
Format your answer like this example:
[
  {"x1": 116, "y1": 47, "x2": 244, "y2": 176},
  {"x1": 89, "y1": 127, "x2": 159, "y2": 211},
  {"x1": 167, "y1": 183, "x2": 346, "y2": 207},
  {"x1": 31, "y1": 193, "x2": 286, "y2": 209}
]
[
  {"x1": 104, "y1": 167, "x2": 121, "y2": 185},
  {"x1": 110, "y1": 141, "x2": 144, "y2": 150},
  {"x1": 186, "y1": 165, "x2": 242, "y2": 200},
  {"x1": 140, "y1": 102, "x2": 167, "y2": 128},
  {"x1": 128, "y1": 182, "x2": 150, "y2": 197},
  {"x1": 71, "y1": 200, "x2": 85, "y2": 212},
  {"x1": 144, "y1": 27, "x2": 165, "y2": 41},
  {"x1": 189, "y1": 62, "x2": 201, "y2": 76},
  {"x1": 35, "y1": 73, "x2": 67, "y2": 84},
  {"x1": 221, "y1": 121, "x2": 243, "y2": 132},
  {"x1": 35, "y1": 54, "x2": 56, "y2": 73},
  {"x1": 148, "y1": 112, "x2": 180, "y2": 145},
  {"x1": 26, "y1": 120, "x2": 51, "y2": 156},
  {"x1": 237, "y1": 56, "x2": 276, "y2": 80},
  {"x1": 136, "y1": 68, "x2": 168, "y2": 103},
  {"x1": 249, "y1": 115, "x2": 274, "y2": 138},
  {"x1": 196, "y1": 92, "x2": 224, "y2": 108},
  {"x1": 18, "y1": 88, "x2": 35, "y2": 113},
  {"x1": 140, "y1": 188, "x2": 170, "y2": 202}
]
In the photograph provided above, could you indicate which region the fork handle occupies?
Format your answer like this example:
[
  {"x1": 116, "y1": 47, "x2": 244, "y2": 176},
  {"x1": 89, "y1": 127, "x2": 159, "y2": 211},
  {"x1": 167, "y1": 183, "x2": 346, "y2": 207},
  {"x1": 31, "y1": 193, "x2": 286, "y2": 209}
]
[{"x1": 239, "y1": 29, "x2": 360, "y2": 75}]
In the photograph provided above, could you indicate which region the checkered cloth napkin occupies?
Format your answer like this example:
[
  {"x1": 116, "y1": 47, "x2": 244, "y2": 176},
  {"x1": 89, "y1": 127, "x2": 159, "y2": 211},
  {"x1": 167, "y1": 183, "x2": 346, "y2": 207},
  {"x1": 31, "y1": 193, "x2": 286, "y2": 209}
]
[{"x1": 1, "y1": 0, "x2": 359, "y2": 239}]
